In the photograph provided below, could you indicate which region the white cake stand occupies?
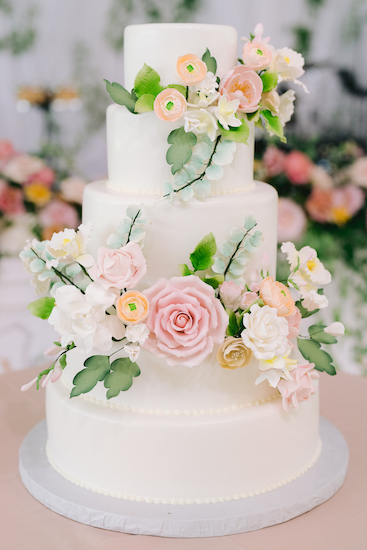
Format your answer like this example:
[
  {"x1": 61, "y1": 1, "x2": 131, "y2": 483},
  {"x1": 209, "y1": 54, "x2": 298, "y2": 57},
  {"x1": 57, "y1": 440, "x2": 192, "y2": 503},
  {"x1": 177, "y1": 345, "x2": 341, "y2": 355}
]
[{"x1": 19, "y1": 417, "x2": 348, "y2": 538}]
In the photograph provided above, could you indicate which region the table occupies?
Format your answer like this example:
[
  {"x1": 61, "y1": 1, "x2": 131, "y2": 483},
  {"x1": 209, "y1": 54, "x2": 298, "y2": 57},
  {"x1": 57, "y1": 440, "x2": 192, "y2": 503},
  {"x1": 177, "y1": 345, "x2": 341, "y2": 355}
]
[{"x1": 1, "y1": 367, "x2": 366, "y2": 550}]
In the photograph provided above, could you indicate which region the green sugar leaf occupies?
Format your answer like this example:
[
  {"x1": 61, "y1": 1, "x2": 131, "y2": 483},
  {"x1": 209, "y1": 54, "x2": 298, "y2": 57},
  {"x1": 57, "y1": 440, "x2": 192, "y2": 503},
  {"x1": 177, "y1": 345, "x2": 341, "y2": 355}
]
[
  {"x1": 27, "y1": 297, "x2": 55, "y2": 319},
  {"x1": 70, "y1": 355, "x2": 111, "y2": 398},
  {"x1": 226, "y1": 309, "x2": 240, "y2": 336},
  {"x1": 134, "y1": 93, "x2": 155, "y2": 113},
  {"x1": 295, "y1": 300, "x2": 319, "y2": 318},
  {"x1": 59, "y1": 354, "x2": 67, "y2": 369},
  {"x1": 297, "y1": 339, "x2": 336, "y2": 376},
  {"x1": 134, "y1": 64, "x2": 163, "y2": 98},
  {"x1": 260, "y1": 71, "x2": 278, "y2": 92},
  {"x1": 179, "y1": 263, "x2": 194, "y2": 276},
  {"x1": 308, "y1": 325, "x2": 337, "y2": 345},
  {"x1": 203, "y1": 275, "x2": 224, "y2": 289},
  {"x1": 261, "y1": 110, "x2": 286, "y2": 143},
  {"x1": 166, "y1": 127, "x2": 197, "y2": 175},
  {"x1": 189, "y1": 232, "x2": 217, "y2": 272},
  {"x1": 104, "y1": 357, "x2": 140, "y2": 399},
  {"x1": 103, "y1": 79, "x2": 137, "y2": 113},
  {"x1": 202, "y1": 48, "x2": 217, "y2": 74},
  {"x1": 165, "y1": 84, "x2": 186, "y2": 96},
  {"x1": 218, "y1": 118, "x2": 250, "y2": 144}
]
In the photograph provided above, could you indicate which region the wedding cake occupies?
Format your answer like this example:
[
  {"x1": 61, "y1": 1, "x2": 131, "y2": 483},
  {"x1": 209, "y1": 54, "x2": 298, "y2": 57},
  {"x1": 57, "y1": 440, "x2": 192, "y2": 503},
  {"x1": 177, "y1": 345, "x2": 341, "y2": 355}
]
[{"x1": 21, "y1": 23, "x2": 343, "y2": 507}]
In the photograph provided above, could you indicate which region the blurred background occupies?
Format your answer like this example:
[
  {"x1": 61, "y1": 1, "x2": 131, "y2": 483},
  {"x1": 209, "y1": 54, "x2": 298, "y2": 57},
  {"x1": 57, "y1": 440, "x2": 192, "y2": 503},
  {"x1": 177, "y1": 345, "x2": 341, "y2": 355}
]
[{"x1": 0, "y1": 0, "x2": 367, "y2": 375}]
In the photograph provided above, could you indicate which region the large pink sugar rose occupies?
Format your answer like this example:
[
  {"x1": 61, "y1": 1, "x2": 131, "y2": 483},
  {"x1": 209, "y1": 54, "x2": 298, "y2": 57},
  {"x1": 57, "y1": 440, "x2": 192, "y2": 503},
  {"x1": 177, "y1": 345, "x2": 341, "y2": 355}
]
[
  {"x1": 220, "y1": 66, "x2": 263, "y2": 113},
  {"x1": 242, "y1": 40, "x2": 273, "y2": 71},
  {"x1": 278, "y1": 198, "x2": 307, "y2": 243},
  {"x1": 278, "y1": 362, "x2": 319, "y2": 412},
  {"x1": 284, "y1": 151, "x2": 313, "y2": 185},
  {"x1": 142, "y1": 275, "x2": 228, "y2": 367},
  {"x1": 89, "y1": 242, "x2": 147, "y2": 291},
  {"x1": 0, "y1": 179, "x2": 25, "y2": 215}
]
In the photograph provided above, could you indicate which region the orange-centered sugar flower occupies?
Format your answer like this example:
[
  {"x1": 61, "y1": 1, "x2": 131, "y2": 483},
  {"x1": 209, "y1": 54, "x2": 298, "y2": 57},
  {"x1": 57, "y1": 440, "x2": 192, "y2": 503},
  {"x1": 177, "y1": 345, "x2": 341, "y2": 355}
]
[
  {"x1": 259, "y1": 276, "x2": 295, "y2": 318},
  {"x1": 176, "y1": 54, "x2": 207, "y2": 84},
  {"x1": 116, "y1": 291, "x2": 149, "y2": 325},
  {"x1": 154, "y1": 88, "x2": 187, "y2": 122}
]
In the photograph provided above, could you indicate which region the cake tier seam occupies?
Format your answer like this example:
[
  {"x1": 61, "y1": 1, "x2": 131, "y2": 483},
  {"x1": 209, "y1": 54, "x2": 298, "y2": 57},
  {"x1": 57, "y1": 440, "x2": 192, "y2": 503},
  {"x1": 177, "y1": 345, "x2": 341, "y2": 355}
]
[{"x1": 46, "y1": 438, "x2": 322, "y2": 505}]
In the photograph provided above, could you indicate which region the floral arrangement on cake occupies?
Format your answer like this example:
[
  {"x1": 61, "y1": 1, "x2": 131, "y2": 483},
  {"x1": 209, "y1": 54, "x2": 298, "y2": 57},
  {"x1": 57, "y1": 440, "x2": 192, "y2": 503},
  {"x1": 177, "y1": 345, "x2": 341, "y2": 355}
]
[
  {"x1": 104, "y1": 23, "x2": 306, "y2": 202},
  {"x1": 20, "y1": 206, "x2": 344, "y2": 412},
  {"x1": 0, "y1": 139, "x2": 86, "y2": 256}
]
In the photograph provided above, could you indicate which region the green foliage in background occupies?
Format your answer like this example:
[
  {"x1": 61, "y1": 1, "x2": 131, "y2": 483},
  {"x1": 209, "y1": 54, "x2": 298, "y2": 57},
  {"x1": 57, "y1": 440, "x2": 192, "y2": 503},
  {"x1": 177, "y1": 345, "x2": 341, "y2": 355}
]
[{"x1": 0, "y1": 1, "x2": 38, "y2": 55}]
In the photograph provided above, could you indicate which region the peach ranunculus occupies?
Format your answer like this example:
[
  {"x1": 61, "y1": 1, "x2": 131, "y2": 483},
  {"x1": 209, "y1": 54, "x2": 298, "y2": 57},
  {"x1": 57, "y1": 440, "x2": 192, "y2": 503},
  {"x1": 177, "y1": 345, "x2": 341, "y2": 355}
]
[
  {"x1": 278, "y1": 362, "x2": 319, "y2": 412},
  {"x1": 259, "y1": 276, "x2": 295, "y2": 317},
  {"x1": 24, "y1": 183, "x2": 52, "y2": 206},
  {"x1": 283, "y1": 150, "x2": 313, "y2": 185},
  {"x1": 142, "y1": 275, "x2": 228, "y2": 367},
  {"x1": 263, "y1": 145, "x2": 286, "y2": 177},
  {"x1": 217, "y1": 336, "x2": 252, "y2": 369},
  {"x1": 305, "y1": 188, "x2": 332, "y2": 223},
  {"x1": 277, "y1": 197, "x2": 307, "y2": 243},
  {"x1": 287, "y1": 306, "x2": 302, "y2": 339},
  {"x1": 242, "y1": 40, "x2": 273, "y2": 71},
  {"x1": 220, "y1": 66, "x2": 263, "y2": 113},
  {"x1": 154, "y1": 88, "x2": 187, "y2": 122},
  {"x1": 89, "y1": 242, "x2": 147, "y2": 291},
  {"x1": 60, "y1": 177, "x2": 87, "y2": 204},
  {"x1": 310, "y1": 165, "x2": 334, "y2": 190},
  {"x1": 116, "y1": 291, "x2": 149, "y2": 325},
  {"x1": 176, "y1": 54, "x2": 207, "y2": 85}
]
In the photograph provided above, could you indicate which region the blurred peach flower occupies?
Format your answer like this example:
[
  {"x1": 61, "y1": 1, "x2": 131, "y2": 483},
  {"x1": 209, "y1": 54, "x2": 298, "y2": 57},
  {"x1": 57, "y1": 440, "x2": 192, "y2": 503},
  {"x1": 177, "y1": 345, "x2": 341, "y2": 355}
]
[
  {"x1": 0, "y1": 140, "x2": 16, "y2": 164},
  {"x1": 176, "y1": 54, "x2": 207, "y2": 84},
  {"x1": 2, "y1": 154, "x2": 46, "y2": 184},
  {"x1": 278, "y1": 198, "x2": 307, "y2": 242},
  {"x1": 306, "y1": 185, "x2": 364, "y2": 225},
  {"x1": 263, "y1": 146, "x2": 286, "y2": 177},
  {"x1": 310, "y1": 165, "x2": 334, "y2": 190},
  {"x1": 284, "y1": 151, "x2": 313, "y2": 185},
  {"x1": 305, "y1": 188, "x2": 332, "y2": 223},
  {"x1": 27, "y1": 167, "x2": 55, "y2": 188},
  {"x1": 154, "y1": 88, "x2": 187, "y2": 122}
]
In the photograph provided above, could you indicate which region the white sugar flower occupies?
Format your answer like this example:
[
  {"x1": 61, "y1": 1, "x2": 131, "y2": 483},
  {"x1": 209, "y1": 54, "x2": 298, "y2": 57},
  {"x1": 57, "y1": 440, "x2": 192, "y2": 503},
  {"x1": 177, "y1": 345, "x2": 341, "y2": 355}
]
[
  {"x1": 184, "y1": 109, "x2": 218, "y2": 141},
  {"x1": 20, "y1": 239, "x2": 54, "y2": 294},
  {"x1": 215, "y1": 95, "x2": 242, "y2": 131},
  {"x1": 324, "y1": 322, "x2": 345, "y2": 337},
  {"x1": 272, "y1": 47, "x2": 308, "y2": 92},
  {"x1": 197, "y1": 71, "x2": 217, "y2": 95},
  {"x1": 124, "y1": 343, "x2": 140, "y2": 362},
  {"x1": 188, "y1": 72, "x2": 219, "y2": 108},
  {"x1": 241, "y1": 304, "x2": 289, "y2": 360},
  {"x1": 46, "y1": 222, "x2": 94, "y2": 268},
  {"x1": 256, "y1": 345, "x2": 297, "y2": 388},
  {"x1": 278, "y1": 89, "x2": 296, "y2": 126},
  {"x1": 125, "y1": 323, "x2": 150, "y2": 345},
  {"x1": 302, "y1": 289, "x2": 328, "y2": 311}
]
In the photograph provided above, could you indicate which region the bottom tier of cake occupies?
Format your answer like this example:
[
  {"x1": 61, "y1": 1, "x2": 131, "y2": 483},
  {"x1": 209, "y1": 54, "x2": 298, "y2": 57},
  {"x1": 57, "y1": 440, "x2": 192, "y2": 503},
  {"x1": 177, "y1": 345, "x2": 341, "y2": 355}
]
[{"x1": 46, "y1": 379, "x2": 321, "y2": 505}]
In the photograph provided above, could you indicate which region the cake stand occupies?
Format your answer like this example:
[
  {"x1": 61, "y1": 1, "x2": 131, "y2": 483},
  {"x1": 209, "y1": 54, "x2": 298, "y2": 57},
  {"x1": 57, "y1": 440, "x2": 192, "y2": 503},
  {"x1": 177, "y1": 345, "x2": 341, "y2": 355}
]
[{"x1": 19, "y1": 417, "x2": 348, "y2": 538}]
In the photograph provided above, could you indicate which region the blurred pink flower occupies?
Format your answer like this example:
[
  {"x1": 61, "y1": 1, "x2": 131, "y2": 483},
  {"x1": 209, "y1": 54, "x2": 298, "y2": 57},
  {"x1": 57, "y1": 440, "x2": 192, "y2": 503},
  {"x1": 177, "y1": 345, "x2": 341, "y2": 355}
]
[
  {"x1": 27, "y1": 167, "x2": 55, "y2": 188},
  {"x1": 306, "y1": 185, "x2": 364, "y2": 225},
  {"x1": 310, "y1": 165, "x2": 334, "y2": 190},
  {"x1": 284, "y1": 151, "x2": 313, "y2": 185},
  {"x1": 2, "y1": 154, "x2": 46, "y2": 184},
  {"x1": 0, "y1": 179, "x2": 25, "y2": 215},
  {"x1": 305, "y1": 188, "x2": 333, "y2": 223},
  {"x1": 0, "y1": 140, "x2": 16, "y2": 163},
  {"x1": 39, "y1": 200, "x2": 79, "y2": 230},
  {"x1": 60, "y1": 177, "x2": 87, "y2": 204},
  {"x1": 349, "y1": 157, "x2": 367, "y2": 188},
  {"x1": 278, "y1": 198, "x2": 307, "y2": 242},
  {"x1": 263, "y1": 146, "x2": 286, "y2": 177}
]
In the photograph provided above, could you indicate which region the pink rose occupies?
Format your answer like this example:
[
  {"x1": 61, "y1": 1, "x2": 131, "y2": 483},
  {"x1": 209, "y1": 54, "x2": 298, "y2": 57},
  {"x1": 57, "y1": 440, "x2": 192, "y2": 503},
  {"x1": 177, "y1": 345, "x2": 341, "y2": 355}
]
[
  {"x1": 263, "y1": 146, "x2": 286, "y2": 178},
  {"x1": 278, "y1": 198, "x2": 307, "y2": 243},
  {"x1": 242, "y1": 40, "x2": 273, "y2": 71},
  {"x1": 0, "y1": 140, "x2": 16, "y2": 164},
  {"x1": 0, "y1": 179, "x2": 25, "y2": 215},
  {"x1": 219, "y1": 280, "x2": 244, "y2": 310},
  {"x1": 240, "y1": 291, "x2": 258, "y2": 310},
  {"x1": 27, "y1": 167, "x2": 55, "y2": 188},
  {"x1": 349, "y1": 157, "x2": 367, "y2": 188},
  {"x1": 89, "y1": 242, "x2": 147, "y2": 291},
  {"x1": 38, "y1": 200, "x2": 79, "y2": 229},
  {"x1": 284, "y1": 151, "x2": 313, "y2": 185},
  {"x1": 142, "y1": 275, "x2": 228, "y2": 367},
  {"x1": 2, "y1": 154, "x2": 46, "y2": 184},
  {"x1": 287, "y1": 306, "x2": 302, "y2": 339},
  {"x1": 278, "y1": 362, "x2": 319, "y2": 412},
  {"x1": 220, "y1": 66, "x2": 263, "y2": 113},
  {"x1": 305, "y1": 188, "x2": 333, "y2": 223},
  {"x1": 60, "y1": 177, "x2": 87, "y2": 204}
]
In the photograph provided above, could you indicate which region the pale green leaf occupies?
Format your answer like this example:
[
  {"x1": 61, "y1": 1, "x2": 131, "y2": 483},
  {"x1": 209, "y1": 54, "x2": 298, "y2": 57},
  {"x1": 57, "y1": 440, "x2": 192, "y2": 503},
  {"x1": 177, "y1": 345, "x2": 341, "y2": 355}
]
[
  {"x1": 296, "y1": 300, "x2": 319, "y2": 319},
  {"x1": 162, "y1": 182, "x2": 173, "y2": 196},
  {"x1": 104, "y1": 357, "x2": 140, "y2": 399},
  {"x1": 65, "y1": 263, "x2": 82, "y2": 277},
  {"x1": 218, "y1": 118, "x2": 250, "y2": 144},
  {"x1": 190, "y1": 232, "x2": 217, "y2": 271},
  {"x1": 134, "y1": 64, "x2": 163, "y2": 98},
  {"x1": 309, "y1": 325, "x2": 337, "y2": 345},
  {"x1": 219, "y1": 240, "x2": 235, "y2": 257},
  {"x1": 166, "y1": 127, "x2": 197, "y2": 175},
  {"x1": 297, "y1": 339, "x2": 336, "y2": 375},
  {"x1": 27, "y1": 297, "x2": 55, "y2": 319},
  {"x1": 130, "y1": 227, "x2": 145, "y2": 242},
  {"x1": 236, "y1": 250, "x2": 251, "y2": 265},
  {"x1": 262, "y1": 109, "x2": 286, "y2": 142},
  {"x1": 126, "y1": 205, "x2": 141, "y2": 219},
  {"x1": 179, "y1": 263, "x2": 194, "y2": 276},
  {"x1": 59, "y1": 354, "x2": 67, "y2": 369},
  {"x1": 228, "y1": 260, "x2": 245, "y2": 276},
  {"x1": 70, "y1": 355, "x2": 111, "y2": 398},
  {"x1": 193, "y1": 140, "x2": 212, "y2": 160},
  {"x1": 229, "y1": 227, "x2": 245, "y2": 244},
  {"x1": 203, "y1": 275, "x2": 224, "y2": 289},
  {"x1": 244, "y1": 214, "x2": 257, "y2": 230},
  {"x1": 217, "y1": 140, "x2": 236, "y2": 153},
  {"x1": 212, "y1": 148, "x2": 233, "y2": 166},
  {"x1": 202, "y1": 48, "x2": 217, "y2": 74},
  {"x1": 117, "y1": 218, "x2": 131, "y2": 236},
  {"x1": 134, "y1": 93, "x2": 155, "y2": 113},
  {"x1": 226, "y1": 309, "x2": 240, "y2": 336},
  {"x1": 104, "y1": 79, "x2": 137, "y2": 113},
  {"x1": 260, "y1": 71, "x2": 278, "y2": 92},
  {"x1": 30, "y1": 258, "x2": 45, "y2": 273},
  {"x1": 186, "y1": 154, "x2": 204, "y2": 171},
  {"x1": 206, "y1": 164, "x2": 224, "y2": 181},
  {"x1": 212, "y1": 257, "x2": 225, "y2": 274},
  {"x1": 180, "y1": 185, "x2": 194, "y2": 202},
  {"x1": 194, "y1": 179, "x2": 211, "y2": 198},
  {"x1": 165, "y1": 84, "x2": 186, "y2": 96}
]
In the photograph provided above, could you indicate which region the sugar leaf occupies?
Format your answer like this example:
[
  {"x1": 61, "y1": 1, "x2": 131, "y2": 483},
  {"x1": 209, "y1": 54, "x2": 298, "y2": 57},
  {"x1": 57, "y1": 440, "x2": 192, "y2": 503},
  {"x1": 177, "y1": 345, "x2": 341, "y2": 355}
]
[
  {"x1": 180, "y1": 185, "x2": 194, "y2": 202},
  {"x1": 218, "y1": 118, "x2": 250, "y2": 144},
  {"x1": 212, "y1": 257, "x2": 225, "y2": 274},
  {"x1": 165, "y1": 84, "x2": 186, "y2": 96},
  {"x1": 103, "y1": 79, "x2": 137, "y2": 113},
  {"x1": 27, "y1": 297, "x2": 55, "y2": 319},
  {"x1": 203, "y1": 275, "x2": 224, "y2": 289},
  {"x1": 134, "y1": 93, "x2": 155, "y2": 113},
  {"x1": 295, "y1": 300, "x2": 319, "y2": 319},
  {"x1": 262, "y1": 109, "x2": 286, "y2": 143},
  {"x1": 309, "y1": 325, "x2": 337, "y2": 345},
  {"x1": 219, "y1": 240, "x2": 235, "y2": 257},
  {"x1": 297, "y1": 339, "x2": 336, "y2": 375},
  {"x1": 206, "y1": 164, "x2": 224, "y2": 181},
  {"x1": 134, "y1": 64, "x2": 163, "y2": 98},
  {"x1": 70, "y1": 355, "x2": 111, "y2": 398},
  {"x1": 244, "y1": 214, "x2": 257, "y2": 230},
  {"x1": 194, "y1": 179, "x2": 211, "y2": 198},
  {"x1": 226, "y1": 309, "x2": 240, "y2": 336},
  {"x1": 190, "y1": 232, "x2": 217, "y2": 271},
  {"x1": 166, "y1": 127, "x2": 197, "y2": 175},
  {"x1": 260, "y1": 71, "x2": 278, "y2": 92},
  {"x1": 104, "y1": 357, "x2": 140, "y2": 399},
  {"x1": 202, "y1": 48, "x2": 217, "y2": 74},
  {"x1": 179, "y1": 263, "x2": 194, "y2": 276}
]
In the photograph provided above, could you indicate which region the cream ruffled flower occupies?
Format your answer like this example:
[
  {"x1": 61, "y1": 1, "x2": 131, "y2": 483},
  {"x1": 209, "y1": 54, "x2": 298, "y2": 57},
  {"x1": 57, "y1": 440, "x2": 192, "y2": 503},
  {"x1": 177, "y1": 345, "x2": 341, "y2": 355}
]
[
  {"x1": 255, "y1": 344, "x2": 298, "y2": 388},
  {"x1": 46, "y1": 222, "x2": 94, "y2": 268},
  {"x1": 241, "y1": 303, "x2": 289, "y2": 360},
  {"x1": 273, "y1": 47, "x2": 305, "y2": 81},
  {"x1": 184, "y1": 109, "x2": 218, "y2": 141},
  {"x1": 215, "y1": 95, "x2": 242, "y2": 131},
  {"x1": 187, "y1": 72, "x2": 219, "y2": 108},
  {"x1": 278, "y1": 89, "x2": 296, "y2": 126}
]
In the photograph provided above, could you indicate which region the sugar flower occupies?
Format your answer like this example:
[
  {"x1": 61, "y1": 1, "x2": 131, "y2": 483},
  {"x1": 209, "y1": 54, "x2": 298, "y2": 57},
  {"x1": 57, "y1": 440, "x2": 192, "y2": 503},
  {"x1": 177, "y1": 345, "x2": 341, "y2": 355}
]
[
  {"x1": 242, "y1": 40, "x2": 273, "y2": 71},
  {"x1": 278, "y1": 89, "x2": 296, "y2": 126},
  {"x1": 215, "y1": 95, "x2": 242, "y2": 131},
  {"x1": 124, "y1": 343, "x2": 140, "y2": 362},
  {"x1": 241, "y1": 303, "x2": 289, "y2": 360},
  {"x1": 278, "y1": 362, "x2": 319, "y2": 412},
  {"x1": 259, "y1": 276, "x2": 295, "y2": 317},
  {"x1": 184, "y1": 109, "x2": 218, "y2": 141},
  {"x1": 255, "y1": 344, "x2": 297, "y2": 388},
  {"x1": 287, "y1": 306, "x2": 302, "y2": 339},
  {"x1": 176, "y1": 53, "x2": 207, "y2": 85},
  {"x1": 217, "y1": 337, "x2": 252, "y2": 370},
  {"x1": 273, "y1": 47, "x2": 305, "y2": 84},
  {"x1": 219, "y1": 280, "x2": 244, "y2": 310},
  {"x1": 116, "y1": 291, "x2": 149, "y2": 325},
  {"x1": 39, "y1": 200, "x2": 80, "y2": 232},
  {"x1": 46, "y1": 222, "x2": 94, "y2": 268},
  {"x1": 154, "y1": 89, "x2": 187, "y2": 122},
  {"x1": 239, "y1": 291, "x2": 258, "y2": 310},
  {"x1": 324, "y1": 322, "x2": 345, "y2": 337},
  {"x1": 89, "y1": 243, "x2": 147, "y2": 291},
  {"x1": 261, "y1": 89, "x2": 280, "y2": 115},
  {"x1": 125, "y1": 323, "x2": 150, "y2": 345},
  {"x1": 301, "y1": 289, "x2": 328, "y2": 311},
  {"x1": 220, "y1": 66, "x2": 263, "y2": 113},
  {"x1": 142, "y1": 275, "x2": 228, "y2": 367},
  {"x1": 196, "y1": 71, "x2": 217, "y2": 96},
  {"x1": 277, "y1": 198, "x2": 307, "y2": 243}
]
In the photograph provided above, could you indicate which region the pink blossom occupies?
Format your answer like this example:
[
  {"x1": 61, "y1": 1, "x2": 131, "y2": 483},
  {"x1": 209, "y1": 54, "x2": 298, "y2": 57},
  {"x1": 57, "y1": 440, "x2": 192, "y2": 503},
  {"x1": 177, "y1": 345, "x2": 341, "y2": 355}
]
[
  {"x1": 51, "y1": 364, "x2": 63, "y2": 382},
  {"x1": 60, "y1": 177, "x2": 87, "y2": 204},
  {"x1": 287, "y1": 306, "x2": 302, "y2": 339},
  {"x1": 278, "y1": 198, "x2": 307, "y2": 243},
  {"x1": 219, "y1": 280, "x2": 244, "y2": 310},
  {"x1": 284, "y1": 151, "x2": 313, "y2": 185},
  {"x1": 0, "y1": 140, "x2": 16, "y2": 163},
  {"x1": 27, "y1": 167, "x2": 55, "y2": 188},
  {"x1": 306, "y1": 185, "x2": 364, "y2": 225},
  {"x1": 0, "y1": 179, "x2": 25, "y2": 215},
  {"x1": 263, "y1": 146, "x2": 286, "y2": 177},
  {"x1": 2, "y1": 154, "x2": 46, "y2": 184},
  {"x1": 89, "y1": 243, "x2": 147, "y2": 290},
  {"x1": 349, "y1": 157, "x2": 367, "y2": 188},
  {"x1": 142, "y1": 275, "x2": 228, "y2": 367},
  {"x1": 38, "y1": 200, "x2": 79, "y2": 230},
  {"x1": 242, "y1": 40, "x2": 273, "y2": 71},
  {"x1": 240, "y1": 291, "x2": 258, "y2": 309},
  {"x1": 278, "y1": 362, "x2": 319, "y2": 412},
  {"x1": 220, "y1": 66, "x2": 263, "y2": 113},
  {"x1": 21, "y1": 377, "x2": 38, "y2": 392}
]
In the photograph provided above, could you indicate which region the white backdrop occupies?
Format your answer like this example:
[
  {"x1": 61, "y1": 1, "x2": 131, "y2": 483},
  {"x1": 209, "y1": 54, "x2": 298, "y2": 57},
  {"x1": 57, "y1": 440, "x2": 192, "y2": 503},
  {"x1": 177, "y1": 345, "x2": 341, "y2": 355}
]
[{"x1": 1, "y1": 0, "x2": 366, "y2": 179}]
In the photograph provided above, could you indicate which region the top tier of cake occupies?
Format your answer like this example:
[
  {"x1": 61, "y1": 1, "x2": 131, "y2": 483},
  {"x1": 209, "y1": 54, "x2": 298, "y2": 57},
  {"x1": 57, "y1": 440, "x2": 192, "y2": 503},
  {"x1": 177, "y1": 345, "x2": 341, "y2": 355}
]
[{"x1": 106, "y1": 23, "x2": 255, "y2": 195}]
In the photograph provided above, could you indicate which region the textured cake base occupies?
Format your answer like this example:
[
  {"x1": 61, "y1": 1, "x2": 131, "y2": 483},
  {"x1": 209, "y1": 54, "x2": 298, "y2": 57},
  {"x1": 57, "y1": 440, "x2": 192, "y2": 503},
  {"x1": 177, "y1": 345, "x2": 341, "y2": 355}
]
[{"x1": 19, "y1": 418, "x2": 348, "y2": 538}]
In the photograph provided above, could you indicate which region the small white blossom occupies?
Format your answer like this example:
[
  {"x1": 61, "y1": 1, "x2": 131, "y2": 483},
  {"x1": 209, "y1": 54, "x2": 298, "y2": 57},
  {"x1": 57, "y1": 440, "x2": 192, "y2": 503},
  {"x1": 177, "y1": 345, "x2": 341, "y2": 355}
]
[
  {"x1": 46, "y1": 222, "x2": 94, "y2": 268},
  {"x1": 125, "y1": 323, "x2": 150, "y2": 345},
  {"x1": 324, "y1": 322, "x2": 345, "y2": 337},
  {"x1": 256, "y1": 345, "x2": 297, "y2": 388},
  {"x1": 184, "y1": 109, "x2": 218, "y2": 141},
  {"x1": 124, "y1": 343, "x2": 140, "y2": 362},
  {"x1": 215, "y1": 95, "x2": 242, "y2": 131}
]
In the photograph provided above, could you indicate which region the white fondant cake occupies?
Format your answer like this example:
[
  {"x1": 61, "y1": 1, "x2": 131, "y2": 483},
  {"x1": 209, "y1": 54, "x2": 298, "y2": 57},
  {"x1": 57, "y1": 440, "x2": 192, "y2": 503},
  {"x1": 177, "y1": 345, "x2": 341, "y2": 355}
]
[{"x1": 44, "y1": 23, "x2": 323, "y2": 505}]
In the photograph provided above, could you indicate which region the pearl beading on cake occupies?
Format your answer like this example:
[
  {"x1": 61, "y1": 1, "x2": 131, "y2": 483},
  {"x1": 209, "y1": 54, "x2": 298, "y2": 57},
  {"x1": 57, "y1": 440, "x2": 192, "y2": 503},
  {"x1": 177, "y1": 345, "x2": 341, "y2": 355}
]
[
  {"x1": 105, "y1": 181, "x2": 256, "y2": 196},
  {"x1": 60, "y1": 376, "x2": 280, "y2": 415},
  {"x1": 46, "y1": 438, "x2": 322, "y2": 505}
]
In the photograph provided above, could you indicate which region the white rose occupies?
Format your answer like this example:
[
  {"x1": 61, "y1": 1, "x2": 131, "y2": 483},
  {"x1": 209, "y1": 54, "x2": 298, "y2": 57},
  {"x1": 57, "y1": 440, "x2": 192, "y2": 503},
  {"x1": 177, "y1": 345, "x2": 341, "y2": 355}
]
[
  {"x1": 184, "y1": 109, "x2": 218, "y2": 141},
  {"x1": 278, "y1": 89, "x2": 296, "y2": 126},
  {"x1": 241, "y1": 304, "x2": 289, "y2": 360},
  {"x1": 324, "y1": 322, "x2": 345, "y2": 337},
  {"x1": 215, "y1": 95, "x2": 241, "y2": 131},
  {"x1": 125, "y1": 323, "x2": 150, "y2": 345},
  {"x1": 46, "y1": 222, "x2": 94, "y2": 267}
]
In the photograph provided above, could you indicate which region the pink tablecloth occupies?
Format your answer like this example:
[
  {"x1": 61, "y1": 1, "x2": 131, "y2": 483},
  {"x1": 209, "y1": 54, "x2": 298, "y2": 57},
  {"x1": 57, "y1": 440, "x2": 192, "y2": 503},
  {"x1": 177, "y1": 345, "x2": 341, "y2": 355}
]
[{"x1": 1, "y1": 367, "x2": 366, "y2": 550}]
